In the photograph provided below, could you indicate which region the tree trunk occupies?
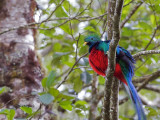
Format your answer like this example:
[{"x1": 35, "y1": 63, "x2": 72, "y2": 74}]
[{"x1": 0, "y1": 0, "x2": 44, "y2": 118}]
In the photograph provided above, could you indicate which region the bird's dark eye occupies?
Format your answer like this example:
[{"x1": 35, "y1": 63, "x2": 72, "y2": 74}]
[{"x1": 91, "y1": 38, "x2": 93, "y2": 40}]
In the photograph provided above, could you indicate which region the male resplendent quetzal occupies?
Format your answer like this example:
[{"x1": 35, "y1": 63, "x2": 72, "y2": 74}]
[{"x1": 84, "y1": 34, "x2": 146, "y2": 120}]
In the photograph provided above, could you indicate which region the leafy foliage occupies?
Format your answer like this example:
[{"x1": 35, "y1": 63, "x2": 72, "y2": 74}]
[
  {"x1": 0, "y1": 109, "x2": 15, "y2": 120},
  {"x1": 35, "y1": 0, "x2": 160, "y2": 119},
  {"x1": 1, "y1": 0, "x2": 160, "y2": 119}
]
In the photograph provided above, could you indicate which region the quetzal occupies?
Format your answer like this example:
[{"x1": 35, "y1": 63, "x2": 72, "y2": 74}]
[{"x1": 84, "y1": 34, "x2": 146, "y2": 120}]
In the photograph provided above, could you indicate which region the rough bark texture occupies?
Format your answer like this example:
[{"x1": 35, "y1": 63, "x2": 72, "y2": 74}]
[
  {"x1": 107, "y1": 0, "x2": 116, "y2": 40},
  {"x1": 89, "y1": 73, "x2": 98, "y2": 120},
  {"x1": 103, "y1": 0, "x2": 124, "y2": 120},
  {"x1": 110, "y1": 79, "x2": 119, "y2": 120},
  {"x1": 103, "y1": 0, "x2": 117, "y2": 119},
  {"x1": 0, "y1": 0, "x2": 44, "y2": 119}
]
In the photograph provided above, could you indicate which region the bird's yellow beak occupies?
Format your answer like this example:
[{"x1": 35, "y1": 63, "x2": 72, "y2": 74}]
[{"x1": 84, "y1": 42, "x2": 88, "y2": 45}]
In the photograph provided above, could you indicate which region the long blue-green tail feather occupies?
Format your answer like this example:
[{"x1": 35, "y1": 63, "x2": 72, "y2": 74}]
[
  {"x1": 124, "y1": 81, "x2": 146, "y2": 120},
  {"x1": 118, "y1": 51, "x2": 146, "y2": 120}
]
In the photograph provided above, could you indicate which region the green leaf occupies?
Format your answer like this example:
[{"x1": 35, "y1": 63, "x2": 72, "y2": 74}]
[
  {"x1": 60, "y1": 23, "x2": 71, "y2": 34},
  {"x1": 56, "y1": 93, "x2": 75, "y2": 102},
  {"x1": 75, "y1": 100, "x2": 87, "y2": 106},
  {"x1": 73, "y1": 78, "x2": 83, "y2": 92},
  {"x1": 52, "y1": 52, "x2": 71, "y2": 65},
  {"x1": 74, "y1": 100, "x2": 88, "y2": 111},
  {"x1": 39, "y1": 93, "x2": 54, "y2": 105},
  {"x1": 119, "y1": 115, "x2": 130, "y2": 120},
  {"x1": 49, "y1": 88, "x2": 59, "y2": 98},
  {"x1": 138, "y1": 21, "x2": 152, "y2": 30},
  {"x1": 0, "y1": 109, "x2": 15, "y2": 120},
  {"x1": 55, "y1": 6, "x2": 68, "y2": 17},
  {"x1": 79, "y1": 46, "x2": 88, "y2": 56},
  {"x1": 39, "y1": 28, "x2": 55, "y2": 38},
  {"x1": 59, "y1": 100, "x2": 73, "y2": 111},
  {"x1": 0, "y1": 108, "x2": 9, "y2": 114},
  {"x1": 41, "y1": 77, "x2": 47, "y2": 88},
  {"x1": 0, "y1": 87, "x2": 7, "y2": 95},
  {"x1": 46, "y1": 71, "x2": 56, "y2": 88},
  {"x1": 84, "y1": 26, "x2": 97, "y2": 33},
  {"x1": 150, "y1": 15, "x2": 156, "y2": 25},
  {"x1": 7, "y1": 109, "x2": 15, "y2": 120},
  {"x1": 20, "y1": 106, "x2": 33, "y2": 115},
  {"x1": 99, "y1": 76, "x2": 105, "y2": 85},
  {"x1": 147, "y1": 107, "x2": 158, "y2": 117},
  {"x1": 53, "y1": 43, "x2": 62, "y2": 52}
]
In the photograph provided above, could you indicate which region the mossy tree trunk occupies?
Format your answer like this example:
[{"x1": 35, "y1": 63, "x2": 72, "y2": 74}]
[{"x1": 0, "y1": 0, "x2": 44, "y2": 118}]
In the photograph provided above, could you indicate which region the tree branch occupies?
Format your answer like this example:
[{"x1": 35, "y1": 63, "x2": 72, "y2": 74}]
[
  {"x1": 123, "y1": 0, "x2": 134, "y2": 7},
  {"x1": 56, "y1": 52, "x2": 88, "y2": 89},
  {"x1": 120, "y1": 1, "x2": 143, "y2": 29},
  {"x1": 133, "y1": 50, "x2": 160, "y2": 59},
  {"x1": 42, "y1": 0, "x2": 65, "y2": 22},
  {"x1": 144, "y1": 84, "x2": 160, "y2": 93},
  {"x1": 103, "y1": 0, "x2": 116, "y2": 119},
  {"x1": 140, "y1": 95, "x2": 160, "y2": 109},
  {"x1": 144, "y1": 25, "x2": 160, "y2": 50},
  {"x1": 119, "y1": 69, "x2": 160, "y2": 105},
  {"x1": 106, "y1": 0, "x2": 116, "y2": 40},
  {"x1": 103, "y1": 0, "x2": 124, "y2": 120},
  {"x1": 110, "y1": 79, "x2": 119, "y2": 120},
  {"x1": 0, "y1": 12, "x2": 108, "y2": 36}
]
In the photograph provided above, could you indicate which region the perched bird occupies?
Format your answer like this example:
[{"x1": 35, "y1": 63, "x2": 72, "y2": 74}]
[{"x1": 84, "y1": 34, "x2": 146, "y2": 120}]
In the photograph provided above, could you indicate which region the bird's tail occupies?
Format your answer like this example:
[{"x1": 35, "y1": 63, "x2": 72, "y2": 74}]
[{"x1": 124, "y1": 81, "x2": 146, "y2": 120}]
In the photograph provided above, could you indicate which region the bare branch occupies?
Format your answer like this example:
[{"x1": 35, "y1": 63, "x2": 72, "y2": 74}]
[
  {"x1": 119, "y1": 69, "x2": 160, "y2": 105},
  {"x1": 119, "y1": 96, "x2": 129, "y2": 105},
  {"x1": 144, "y1": 25, "x2": 160, "y2": 50},
  {"x1": 133, "y1": 50, "x2": 160, "y2": 59},
  {"x1": 123, "y1": 0, "x2": 134, "y2": 7},
  {"x1": 144, "y1": 84, "x2": 160, "y2": 93},
  {"x1": 42, "y1": 0, "x2": 65, "y2": 22},
  {"x1": 140, "y1": 95, "x2": 160, "y2": 109},
  {"x1": 0, "y1": 12, "x2": 108, "y2": 36},
  {"x1": 137, "y1": 69, "x2": 160, "y2": 91}
]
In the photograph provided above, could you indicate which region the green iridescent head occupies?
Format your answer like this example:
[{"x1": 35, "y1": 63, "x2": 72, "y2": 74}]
[{"x1": 84, "y1": 34, "x2": 101, "y2": 45}]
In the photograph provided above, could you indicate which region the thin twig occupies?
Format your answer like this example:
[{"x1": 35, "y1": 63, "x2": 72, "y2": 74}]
[
  {"x1": 42, "y1": 0, "x2": 65, "y2": 22},
  {"x1": 76, "y1": 0, "x2": 93, "y2": 16},
  {"x1": 0, "y1": 12, "x2": 108, "y2": 36},
  {"x1": 73, "y1": 66, "x2": 90, "y2": 70},
  {"x1": 144, "y1": 25, "x2": 160, "y2": 50},
  {"x1": 75, "y1": 34, "x2": 81, "y2": 60},
  {"x1": 56, "y1": 52, "x2": 88, "y2": 89},
  {"x1": 123, "y1": 0, "x2": 134, "y2": 7},
  {"x1": 120, "y1": 1, "x2": 143, "y2": 29}
]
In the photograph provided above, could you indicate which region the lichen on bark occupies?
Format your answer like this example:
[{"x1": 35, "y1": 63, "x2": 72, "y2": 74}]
[{"x1": 0, "y1": 0, "x2": 44, "y2": 118}]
